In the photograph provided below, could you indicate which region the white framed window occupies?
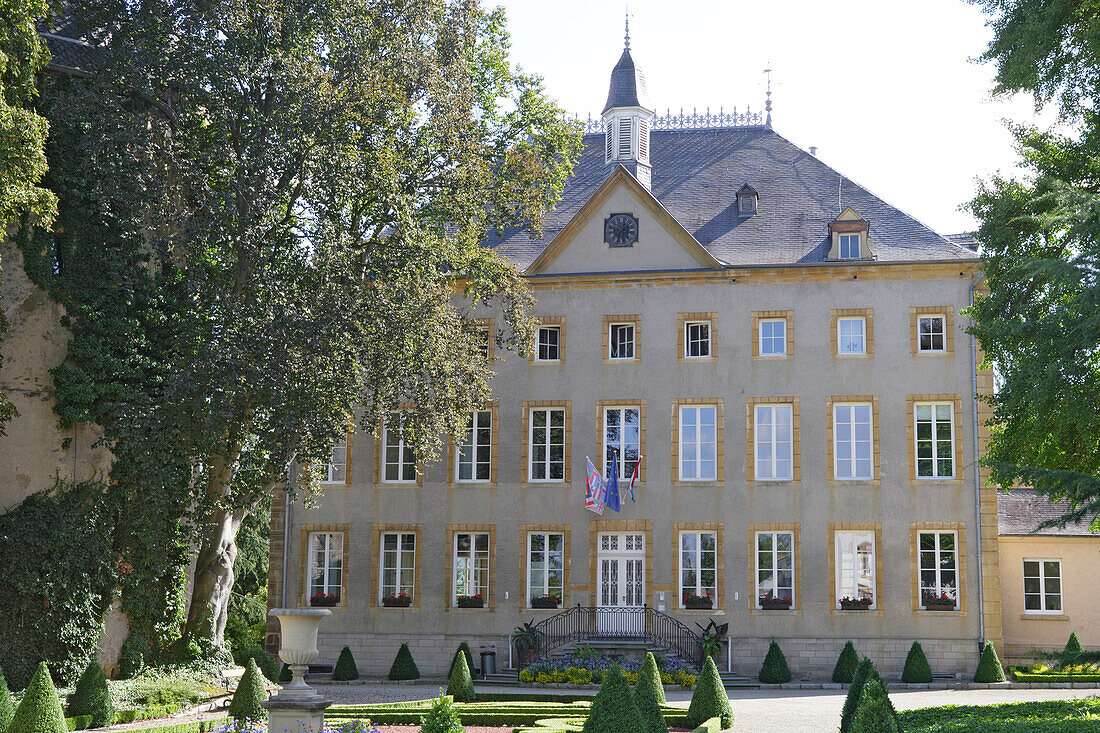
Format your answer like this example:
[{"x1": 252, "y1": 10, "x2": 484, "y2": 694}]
[
  {"x1": 835, "y1": 531, "x2": 876, "y2": 608},
  {"x1": 759, "y1": 318, "x2": 786, "y2": 356},
  {"x1": 838, "y1": 317, "x2": 866, "y2": 355},
  {"x1": 609, "y1": 323, "x2": 635, "y2": 360},
  {"x1": 603, "y1": 406, "x2": 641, "y2": 479},
  {"x1": 918, "y1": 531, "x2": 957, "y2": 609},
  {"x1": 457, "y1": 410, "x2": 492, "y2": 482},
  {"x1": 379, "y1": 532, "x2": 415, "y2": 604},
  {"x1": 756, "y1": 531, "x2": 795, "y2": 607},
  {"x1": 476, "y1": 328, "x2": 491, "y2": 359},
  {"x1": 536, "y1": 326, "x2": 561, "y2": 361},
  {"x1": 529, "y1": 408, "x2": 566, "y2": 482},
  {"x1": 685, "y1": 321, "x2": 711, "y2": 358},
  {"x1": 383, "y1": 414, "x2": 416, "y2": 483},
  {"x1": 915, "y1": 402, "x2": 955, "y2": 478},
  {"x1": 839, "y1": 233, "x2": 861, "y2": 259},
  {"x1": 1023, "y1": 559, "x2": 1062, "y2": 614},
  {"x1": 678, "y1": 405, "x2": 717, "y2": 481},
  {"x1": 320, "y1": 437, "x2": 348, "y2": 484},
  {"x1": 918, "y1": 315, "x2": 946, "y2": 352},
  {"x1": 679, "y1": 531, "x2": 717, "y2": 606},
  {"x1": 527, "y1": 532, "x2": 564, "y2": 605},
  {"x1": 833, "y1": 403, "x2": 873, "y2": 480},
  {"x1": 308, "y1": 531, "x2": 343, "y2": 601},
  {"x1": 754, "y1": 404, "x2": 793, "y2": 481},
  {"x1": 454, "y1": 532, "x2": 490, "y2": 604}
]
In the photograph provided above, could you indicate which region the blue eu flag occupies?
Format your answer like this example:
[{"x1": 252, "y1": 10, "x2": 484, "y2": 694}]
[{"x1": 606, "y1": 455, "x2": 621, "y2": 512}]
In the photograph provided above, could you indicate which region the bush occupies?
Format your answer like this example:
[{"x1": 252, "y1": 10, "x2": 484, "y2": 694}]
[
  {"x1": 832, "y1": 641, "x2": 859, "y2": 684},
  {"x1": 227, "y1": 658, "x2": 268, "y2": 722},
  {"x1": 232, "y1": 646, "x2": 278, "y2": 684},
  {"x1": 1065, "y1": 631, "x2": 1084, "y2": 656},
  {"x1": 278, "y1": 663, "x2": 292, "y2": 683},
  {"x1": 65, "y1": 714, "x2": 92, "y2": 730},
  {"x1": 0, "y1": 666, "x2": 14, "y2": 733},
  {"x1": 632, "y1": 665, "x2": 668, "y2": 733},
  {"x1": 332, "y1": 646, "x2": 359, "y2": 682},
  {"x1": 67, "y1": 660, "x2": 115, "y2": 728},
  {"x1": 420, "y1": 694, "x2": 463, "y2": 733},
  {"x1": 901, "y1": 642, "x2": 933, "y2": 684},
  {"x1": 758, "y1": 640, "x2": 792, "y2": 684},
  {"x1": 387, "y1": 643, "x2": 420, "y2": 681},
  {"x1": 850, "y1": 678, "x2": 899, "y2": 733},
  {"x1": 446, "y1": 650, "x2": 476, "y2": 703},
  {"x1": 840, "y1": 658, "x2": 874, "y2": 733},
  {"x1": 684, "y1": 657, "x2": 733, "y2": 730},
  {"x1": 974, "y1": 642, "x2": 1006, "y2": 683},
  {"x1": 10, "y1": 661, "x2": 67, "y2": 733},
  {"x1": 582, "y1": 667, "x2": 643, "y2": 733},
  {"x1": 640, "y1": 653, "x2": 665, "y2": 705},
  {"x1": 448, "y1": 643, "x2": 475, "y2": 680}
]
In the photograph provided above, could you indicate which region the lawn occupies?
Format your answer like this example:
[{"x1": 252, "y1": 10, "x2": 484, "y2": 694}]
[
  {"x1": 898, "y1": 698, "x2": 1100, "y2": 732},
  {"x1": 326, "y1": 699, "x2": 690, "y2": 728}
]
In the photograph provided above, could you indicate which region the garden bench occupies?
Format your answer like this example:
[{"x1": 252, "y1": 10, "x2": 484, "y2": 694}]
[{"x1": 221, "y1": 666, "x2": 246, "y2": 693}]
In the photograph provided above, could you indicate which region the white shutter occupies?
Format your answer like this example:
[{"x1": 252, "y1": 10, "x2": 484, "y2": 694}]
[{"x1": 618, "y1": 117, "x2": 632, "y2": 158}]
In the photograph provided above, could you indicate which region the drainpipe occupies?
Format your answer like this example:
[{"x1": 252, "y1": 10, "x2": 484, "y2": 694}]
[
  {"x1": 281, "y1": 464, "x2": 292, "y2": 609},
  {"x1": 969, "y1": 275, "x2": 987, "y2": 649}
]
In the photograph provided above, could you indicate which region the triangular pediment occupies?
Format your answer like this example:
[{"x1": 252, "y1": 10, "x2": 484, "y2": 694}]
[{"x1": 835, "y1": 207, "x2": 866, "y2": 222}]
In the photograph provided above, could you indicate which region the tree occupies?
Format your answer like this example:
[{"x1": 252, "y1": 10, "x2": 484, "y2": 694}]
[
  {"x1": 448, "y1": 643, "x2": 475, "y2": 681},
  {"x1": 684, "y1": 657, "x2": 733, "y2": 730},
  {"x1": 758, "y1": 640, "x2": 792, "y2": 684},
  {"x1": 388, "y1": 643, "x2": 420, "y2": 681},
  {"x1": 632, "y1": 666, "x2": 668, "y2": 733},
  {"x1": 582, "y1": 667, "x2": 643, "y2": 733},
  {"x1": 228, "y1": 658, "x2": 268, "y2": 722},
  {"x1": 8, "y1": 662, "x2": 66, "y2": 733},
  {"x1": 68, "y1": 660, "x2": 114, "y2": 728},
  {"x1": 446, "y1": 649, "x2": 476, "y2": 703},
  {"x1": 974, "y1": 642, "x2": 1006, "y2": 683},
  {"x1": 832, "y1": 641, "x2": 859, "y2": 684},
  {"x1": 901, "y1": 642, "x2": 933, "y2": 684},
  {"x1": 332, "y1": 646, "x2": 360, "y2": 682},
  {"x1": 0, "y1": 666, "x2": 14, "y2": 733},
  {"x1": 849, "y1": 678, "x2": 898, "y2": 733},
  {"x1": 640, "y1": 652, "x2": 665, "y2": 705}
]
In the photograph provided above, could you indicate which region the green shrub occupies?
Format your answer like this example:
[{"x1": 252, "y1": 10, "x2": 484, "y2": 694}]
[
  {"x1": 227, "y1": 658, "x2": 268, "y2": 722},
  {"x1": 278, "y1": 663, "x2": 292, "y2": 683},
  {"x1": 0, "y1": 666, "x2": 14, "y2": 733},
  {"x1": 840, "y1": 658, "x2": 874, "y2": 733},
  {"x1": 387, "y1": 643, "x2": 420, "y2": 681},
  {"x1": 448, "y1": 643, "x2": 475, "y2": 680},
  {"x1": 832, "y1": 641, "x2": 859, "y2": 684},
  {"x1": 236, "y1": 647, "x2": 278, "y2": 684},
  {"x1": 901, "y1": 641, "x2": 933, "y2": 684},
  {"x1": 684, "y1": 657, "x2": 733, "y2": 730},
  {"x1": 974, "y1": 641, "x2": 1006, "y2": 683},
  {"x1": 113, "y1": 710, "x2": 140, "y2": 724},
  {"x1": 446, "y1": 650, "x2": 476, "y2": 703},
  {"x1": 758, "y1": 640, "x2": 792, "y2": 684},
  {"x1": 65, "y1": 714, "x2": 92, "y2": 730},
  {"x1": 332, "y1": 646, "x2": 359, "y2": 682},
  {"x1": 632, "y1": 665, "x2": 667, "y2": 733},
  {"x1": 689, "y1": 718, "x2": 722, "y2": 733},
  {"x1": 10, "y1": 662, "x2": 67, "y2": 733},
  {"x1": 582, "y1": 667, "x2": 643, "y2": 733},
  {"x1": 1064, "y1": 631, "x2": 1084, "y2": 656},
  {"x1": 67, "y1": 660, "x2": 114, "y2": 728},
  {"x1": 420, "y1": 694, "x2": 463, "y2": 733},
  {"x1": 850, "y1": 678, "x2": 899, "y2": 733},
  {"x1": 640, "y1": 653, "x2": 665, "y2": 705}
]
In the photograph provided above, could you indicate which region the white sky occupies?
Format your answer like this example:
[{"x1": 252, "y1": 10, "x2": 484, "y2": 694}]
[{"x1": 493, "y1": 0, "x2": 1052, "y2": 235}]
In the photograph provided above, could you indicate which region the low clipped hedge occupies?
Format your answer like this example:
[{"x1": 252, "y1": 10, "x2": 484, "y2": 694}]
[
  {"x1": 1009, "y1": 667, "x2": 1100, "y2": 683},
  {"x1": 690, "y1": 718, "x2": 723, "y2": 733},
  {"x1": 327, "y1": 701, "x2": 690, "y2": 727}
]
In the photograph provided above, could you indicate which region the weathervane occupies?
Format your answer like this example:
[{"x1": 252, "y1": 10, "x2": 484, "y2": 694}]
[
  {"x1": 764, "y1": 67, "x2": 773, "y2": 128},
  {"x1": 624, "y1": 8, "x2": 630, "y2": 50}
]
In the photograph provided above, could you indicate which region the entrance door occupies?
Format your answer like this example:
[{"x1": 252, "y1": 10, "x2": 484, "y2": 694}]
[{"x1": 597, "y1": 532, "x2": 645, "y2": 635}]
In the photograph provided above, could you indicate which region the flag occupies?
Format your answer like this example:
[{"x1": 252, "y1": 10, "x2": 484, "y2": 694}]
[
  {"x1": 606, "y1": 455, "x2": 621, "y2": 512},
  {"x1": 628, "y1": 455, "x2": 642, "y2": 502},
  {"x1": 585, "y1": 458, "x2": 606, "y2": 515}
]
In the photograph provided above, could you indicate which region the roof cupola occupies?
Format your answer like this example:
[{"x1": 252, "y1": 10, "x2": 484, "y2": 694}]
[{"x1": 602, "y1": 15, "x2": 655, "y2": 189}]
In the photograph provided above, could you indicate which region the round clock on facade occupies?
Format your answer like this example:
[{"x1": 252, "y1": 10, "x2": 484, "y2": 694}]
[{"x1": 604, "y1": 212, "x2": 639, "y2": 247}]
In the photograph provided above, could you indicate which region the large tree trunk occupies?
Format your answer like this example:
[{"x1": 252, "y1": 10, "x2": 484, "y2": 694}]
[{"x1": 184, "y1": 504, "x2": 247, "y2": 645}]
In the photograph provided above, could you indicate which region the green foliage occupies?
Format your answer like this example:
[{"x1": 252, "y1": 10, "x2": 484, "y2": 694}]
[
  {"x1": 420, "y1": 694, "x2": 464, "y2": 733},
  {"x1": 446, "y1": 651, "x2": 476, "y2": 703},
  {"x1": 974, "y1": 642, "x2": 1006, "y2": 683},
  {"x1": 227, "y1": 659, "x2": 268, "y2": 722},
  {"x1": 65, "y1": 715, "x2": 91, "y2": 730},
  {"x1": 0, "y1": 666, "x2": 13, "y2": 733},
  {"x1": 1064, "y1": 631, "x2": 1083, "y2": 656},
  {"x1": 640, "y1": 653, "x2": 665, "y2": 705},
  {"x1": 236, "y1": 649, "x2": 278, "y2": 685},
  {"x1": 581, "y1": 668, "x2": 643, "y2": 733},
  {"x1": 689, "y1": 719, "x2": 722, "y2": 733},
  {"x1": 448, "y1": 643, "x2": 476, "y2": 681},
  {"x1": 631, "y1": 665, "x2": 668, "y2": 733},
  {"x1": 67, "y1": 660, "x2": 114, "y2": 728},
  {"x1": 850, "y1": 678, "x2": 899, "y2": 733},
  {"x1": 758, "y1": 640, "x2": 792, "y2": 684},
  {"x1": 326, "y1": 700, "x2": 690, "y2": 728},
  {"x1": 684, "y1": 657, "x2": 733, "y2": 730},
  {"x1": 10, "y1": 662, "x2": 66, "y2": 733},
  {"x1": 898, "y1": 698, "x2": 1100, "y2": 732},
  {"x1": 902, "y1": 642, "x2": 934, "y2": 684},
  {"x1": 387, "y1": 644, "x2": 420, "y2": 681},
  {"x1": 833, "y1": 641, "x2": 859, "y2": 684},
  {"x1": 841, "y1": 658, "x2": 875, "y2": 733},
  {"x1": 278, "y1": 663, "x2": 292, "y2": 683},
  {"x1": 332, "y1": 646, "x2": 360, "y2": 682}
]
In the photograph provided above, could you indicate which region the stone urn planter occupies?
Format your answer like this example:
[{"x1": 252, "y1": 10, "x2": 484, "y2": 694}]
[{"x1": 263, "y1": 608, "x2": 333, "y2": 731}]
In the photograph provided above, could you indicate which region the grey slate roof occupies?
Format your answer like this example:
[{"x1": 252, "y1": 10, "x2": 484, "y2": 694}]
[
  {"x1": 998, "y1": 489, "x2": 1096, "y2": 536},
  {"x1": 485, "y1": 128, "x2": 978, "y2": 271},
  {"x1": 43, "y1": 31, "x2": 98, "y2": 72},
  {"x1": 602, "y1": 48, "x2": 650, "y2": 114}
]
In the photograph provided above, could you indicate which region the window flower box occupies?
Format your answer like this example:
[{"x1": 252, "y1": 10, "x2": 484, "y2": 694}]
[
  {"x1": 839, "y1": 596, "x2": 872, "y2": 611},
  {"x1": 682, "y1": 593, "x2": 713, "y2": 609},
  {"x1": 310, "y1": 592, "x2": 339, "y2": 607},
  {"x1": 759, "y1": 595, "x2": 792, "y2": 610},
  {"x1": 457, "y1": 594, "x2": 485, "y2": 608},
  {"x1": 922, "y1": 593, "x2": 956, "y2": 611},
  {"x1": 530, "y1": 595, "x2": 561, "y2": 609},
  {"x1": 382, "y1": 593, "x2": 412, "y2": 608}
]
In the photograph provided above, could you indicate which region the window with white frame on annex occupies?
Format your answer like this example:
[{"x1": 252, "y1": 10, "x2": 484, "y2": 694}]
[
  {"x1": 604, "y1": 406, "x2": 641, "y2": 480},
  {"x1": 759, "y1": 318, "x2": 786, "y2": 356},
  {"x1": 536, "y1": 326, "x2": 561, "y2": 361},
  {"x1": 320, "y1": 437, "x2": 348, "y2": 484},
  {"x1": 918, "y1": 315, "x2": 946, "y2": 352},
  {"x1": 756, "y1": 531, "x2": 794, "y2": 608},
  {"x1": 1023, "y1": 559, "x2": 1062, "y2": 614},
  {"x1": 915, "y1": 402, "x2": 955, "y2": 478},
  {"x1": 754, "y1": 404, "x2": 793, "y2": 481},
  {"x1": 918, "y1": 531, "x2": 958, "y2": 609},
  {"x1": 527, "y1": 532, "x2": 564, "y2": 606},
  {"x1": 833, "y1": 403, "x2": 873, "y2": 480},
  {"x1": 457, "y1": 410, "x2": 492, "y2": 482},
  {"x1": 680, "y1": 531, "x2": 717, "y2": 607},
  {"x1": 679, "y1": 405, "x2": 718, "y2": 481},
  {"x1": 383, "y1": 413, "x2": 417, "y2": 483},
  {"x1": 453, "y1": 531, "x2": 490, "y2": 605},
  {"x1": 379, "y1": 532, "x2": 415, "y2": 605},
  {"x1": 835, "y1": 531, "x2": 876, "y2": 608},
  {"x1": 529, "y1": 408, "x2": 566, "y2": 482},
  {"x1": 609, "y1": 322, "x2": 635, "y2": 360},
  {"x1": 307, "y1": 531, "x2": 343, "y2": 603},
  {"x1": 685, "y1": 321, "x2": 711, "y2": 358},
  {"x1": 839, "y1": 233, "x2": 861, "y2": 259},
  {"x1": 838, "y1": 317, "x2": 866, "y2": 355},
  {"x1": 476, "y1": 328, "x2": 491, "y2": 359}
]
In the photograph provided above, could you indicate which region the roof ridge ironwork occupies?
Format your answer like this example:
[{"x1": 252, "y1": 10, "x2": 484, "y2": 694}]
[{"x1": 574, "y1": 106, "x2": 767, "y2": 133}]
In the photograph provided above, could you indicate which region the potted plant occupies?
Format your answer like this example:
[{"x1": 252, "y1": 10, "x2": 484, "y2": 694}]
[
  {"x1": 759, "y1": 592, "x2": 792, "y2": 610},
  {"x1": 922, "y1": 592, "x2": 956, "y2": 610},
  {"x1": 530, "y1": 594, "x2": 561, "y2": 609},
  {"x1": 682, "y1": 592, "x2": 713, "y2": 609},
  {"x1": 382, "y1": 592, "x2": 412, "y2": 608},
  {"x1": 310, "y1": 592, "x2": 339, "y2": 607},
  {"x1": 838, "y1": 596, "x2": 872, "y2": 611},
  {"x1": 512, "y1": 620, "x2": 541, "y2": 665},
  {"x1": 457, "y1": 593, "x2": 485, "y2": 608}
]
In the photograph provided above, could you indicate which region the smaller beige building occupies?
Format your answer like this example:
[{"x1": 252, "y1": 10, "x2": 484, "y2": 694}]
[{"x1": 998, "y1": 489, "x2": 1099, "y2": 665}]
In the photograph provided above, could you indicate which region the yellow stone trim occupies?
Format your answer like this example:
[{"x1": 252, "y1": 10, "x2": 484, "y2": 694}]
[
  {"x1": 677, "y1": 312, "x2": 718, "y2": 362},
  {"x1": 747, "y1": 523, "x2": 802, "y2": 613},
  {"x1": 370, "y1": 524, "x2": 422, "y2": 610},
  {"x1": 587, "y1": 519, "x2": 654, "y2": 606},
  {"x1": 518, "y1": 524, "x2": 572, "y2": 611},
  {"x1": 909, "y1": 522, "x2": 968, "y2": 615},
  {"x1": 444, "y1": 524, "x2": 496, "y2": 611},
  {"x1": 670, "y1": 398, "x2": 725, "y2": 486},
  {"x1": 827, "y1": 522, "x2": 884, "y2": 615},
  {"x1": 446, "y1": 402, "x2": 500, "y2": 488},
  {"x1": 906, "y1": 395, "x2": 965, "y2": 484},
  {"x1": 826, "y1": 396, "x2": 881, "y2": 484},
  {"x1": 671, "y1": 523, "x2": 724, "y2": 611},
  {"x1": 751, "y1": 310, "x2": 794, "y2": 359},
  {"x1": 910, "y1": 306, "x2": 955, "y2": 356},
  {"x1": 298, "y1": 524, "x2": 350, "y2": 610},
  {"x1": 829, "y1": 308, "x2": 874, "y2": 358},
  {"x1": 595, "y1": 399, "x2": 647, "y2": 485},
  {"x1": 602, "y1": 315, "x2": 641, "y2": 363},
  {"x1": 745, "y1": 397, "x2": 801, "y2": 484},
  {"x1": 530, "y1": 316, "x2": 566, "y2": 364},
  {"x1": 521, "y1": 400, "x2": 572, "y2": 487}
]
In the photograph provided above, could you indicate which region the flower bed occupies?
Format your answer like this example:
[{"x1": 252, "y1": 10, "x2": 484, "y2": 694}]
[{"x1": 516, "y1": 648, "x2": 697, "y2": 688}]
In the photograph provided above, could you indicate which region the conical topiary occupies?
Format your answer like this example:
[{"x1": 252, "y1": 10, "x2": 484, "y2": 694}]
[
  {"x1": 448, "y1": 642, "x2": 475, "y2": 680},
  {"x1": 582, "y1": 667, "x2": 644, "y2": 733},
  {"x1": 684, "y1": 656, "x2": 734, "y2": 729},
  {"x1": 387, "y1": 642, "x2": 420, "y2": 681},
  {"x1": 68, "y1": 659, "x2": 115, "y2": 728},
  {"x1": 901, "y1": 642, "x2": 933, "y2": 683},
  {"x1": 832, "y1": 641, "x2": 859, "y2": 684},
  {"x1": 446, "y1": 650, "x2": 476, "y2": 703},
  {"x1": 332, "y1": 646, "x2": 360, "y2": 681},
  {"x1": 9, "y1": 662, "x2": 66, "y2": 733},
  {"x1": 278, "y1": 662, "x2": 292, "y2": 683},
  {"x1": 758, "y1": 640, "x2": 792, "y2": 684},
  {"x1": 974, "y1": 642, "x2": 1006, "y2": 683},
  {"x1": 640, "y1": 652, "x2": 665, "y2": 705},
  {"x1": 849, "y1": 678, "x2": 899, "y2": 733},
  {"x1": 1064, "y1": 631, "x2": 1083, "y2": 656},
  {"x1": 228, "y1": 657, "x2": 269, "y2": 722},
  {"x1": 0, "y1": 667, "x2": 15, "y2": 733},
  {"x1": 420, "y1": 693, "x2": 464, "y2": 733},
  {"x1": 632, "y1": 664, "x2": 668, "y2": 733},
  {"x1": 840, "y1": 658, "x2": 873, "y2": 733}
]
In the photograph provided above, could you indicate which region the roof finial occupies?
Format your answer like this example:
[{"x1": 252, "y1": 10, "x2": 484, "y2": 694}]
[
  {"x1": 764, "y1": 67, "x2": 773, "y2": 128},
  {"x1": 624, "y1": 8, "x2": 630, "y2": 50}
]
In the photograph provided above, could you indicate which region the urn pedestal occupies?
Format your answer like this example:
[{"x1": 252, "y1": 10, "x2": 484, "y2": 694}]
[{"x1": 262, "y1": 608, "x2": 333, "y2": 732}]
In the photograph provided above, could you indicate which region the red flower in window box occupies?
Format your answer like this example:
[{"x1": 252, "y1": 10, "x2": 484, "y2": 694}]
[
  {"x1": 839, "y1": 596, "x2": 872, "y2": 610},
  {"x1": 530, "y1": 594, "x2": 561, "y2": 609},
  {"x1": 457, "y1": 594, "x2": 485, "y2": 608},
  {"x1": 682, "y1": 592, "x2": 713, "y2": 609},
  {"x1": 382, "y1": 592, "x2": 412, "y2": 607},
  {"x1": 922, "y1": 591, "x2": 956, "y2": 610},
  {"x1": 758, "y1": 592, "x2": 792, "y2": 610},
  {"x1": 310, "y1": 592, "x2": 339, "y2": 607}
]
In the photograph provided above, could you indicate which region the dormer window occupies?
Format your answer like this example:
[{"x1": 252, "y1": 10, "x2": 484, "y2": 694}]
[
  {"x1": 827, "y1": 208, "x2": 873, "y2": 261},
  {"x1": 839, "y1": 233, "x2": 861, "y2": 259},
  {"x1": 737, "y1": 184, "x2": 758, "y2": 217}
]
